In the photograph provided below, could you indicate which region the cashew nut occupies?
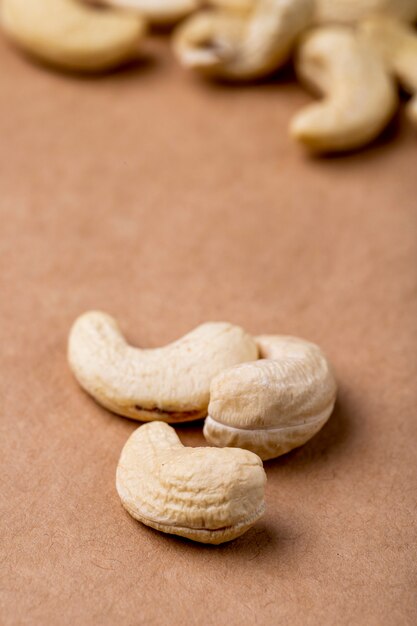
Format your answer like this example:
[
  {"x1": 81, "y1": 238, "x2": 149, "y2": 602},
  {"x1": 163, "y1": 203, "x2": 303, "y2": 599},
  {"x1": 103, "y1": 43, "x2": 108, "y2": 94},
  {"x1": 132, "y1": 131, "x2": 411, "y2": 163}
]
[
  {"x1": 204, "y1": 335, "x2": 337, "y2": 460},
  {"x1": 100, "y1": 0, "x2": 199, "y2": 25},
  {"x1": 116, "y1": 422, "x2": 266, "y2": 544},
  {"x1": 0, "y1": 0, "x2": 146, "y2": 72},
  {"x1": 173, "y1": 0, "x2": 314, "y2": 81},
  {"x1": 360, "y1": 16, "x2": 417, "y2": 129},
  {"x1": 68, "y1": 311, "x2": 258, "y2": 422},
  {"x1": 315, "y1": 0, "x2": 417, "y2": 25},
  {"x1": 290, "y1": 26, "x2": 398, "y2": 152}
]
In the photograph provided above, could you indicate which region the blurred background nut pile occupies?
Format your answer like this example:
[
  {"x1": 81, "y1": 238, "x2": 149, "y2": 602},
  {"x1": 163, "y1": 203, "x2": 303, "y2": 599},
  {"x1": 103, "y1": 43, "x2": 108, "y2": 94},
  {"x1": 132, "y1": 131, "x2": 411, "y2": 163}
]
[{"x1": 0, "y1": 0, "x2": 416, "y2": 153}]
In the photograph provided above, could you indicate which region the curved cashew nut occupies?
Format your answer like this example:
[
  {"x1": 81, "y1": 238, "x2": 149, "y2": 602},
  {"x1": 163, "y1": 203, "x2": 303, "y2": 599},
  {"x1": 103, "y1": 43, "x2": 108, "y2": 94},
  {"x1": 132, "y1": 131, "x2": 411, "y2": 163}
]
[
  {"x1": 315, "y1": 0, "x2": 417, "y2": 25},
  {"x1": 100, "y1": 0, "x2": 199, "y2": 25},
  {"x1": 360, "y1": 16, "x2": 417, "y2": 129},
  {"x1": 0, "y1": 0, "x2": 146, "y2": 72},
  {"x1": 68, "y1": 311, "x2": 258, "y2": 422},
  {"x1": 173, "y1": 0, "x2": 314, "y2": 81},
  {"x1": 116, "y1": 422, "x2": 266, "y2": 544},
  {"x1": 204, "y1": 335, "x2": 337, "y2": 460},
  {"x1": 290, "y1": 26, "x2": 398, "y2": 152}
]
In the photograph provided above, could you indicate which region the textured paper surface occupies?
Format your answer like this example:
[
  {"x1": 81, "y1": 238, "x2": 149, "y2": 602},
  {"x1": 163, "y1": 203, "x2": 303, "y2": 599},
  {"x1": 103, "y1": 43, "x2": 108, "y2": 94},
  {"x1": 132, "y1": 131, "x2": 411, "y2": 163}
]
[{"x1": 0, "y1": 33, "x2": 416, "y2": 626}]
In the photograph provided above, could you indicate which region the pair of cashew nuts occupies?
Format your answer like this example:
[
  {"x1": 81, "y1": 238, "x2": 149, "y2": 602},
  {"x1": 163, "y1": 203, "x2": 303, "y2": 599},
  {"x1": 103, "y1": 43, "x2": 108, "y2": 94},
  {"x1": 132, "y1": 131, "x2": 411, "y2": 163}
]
[
  {"x1": 1, "y1": 0, "x2": 416, "y2": 152},
  {"x1": 68, "y1": 311, "x2": 337, "y2": 543}
]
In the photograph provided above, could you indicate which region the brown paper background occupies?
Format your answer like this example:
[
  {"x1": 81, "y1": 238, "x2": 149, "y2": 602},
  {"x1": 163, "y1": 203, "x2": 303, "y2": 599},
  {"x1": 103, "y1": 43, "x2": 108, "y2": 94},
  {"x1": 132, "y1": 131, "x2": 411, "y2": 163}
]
[{"x1": 0, "y1": 33, "x2": 416, "y2": 626}]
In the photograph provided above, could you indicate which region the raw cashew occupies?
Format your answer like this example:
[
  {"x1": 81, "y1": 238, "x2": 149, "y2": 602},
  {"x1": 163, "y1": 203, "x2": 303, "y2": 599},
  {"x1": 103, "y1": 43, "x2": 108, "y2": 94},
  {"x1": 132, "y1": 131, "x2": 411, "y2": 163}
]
[
  {"x1": 0, "y1": 0, "x2": 146, "y2": 72},
  {"x1": 173, "y1": 0, "x2": 314, "y2": 81},
  {"x1": 315, "y1": 0, "x2": 417, "y2": 25},
  {"x1": 290, "y1": 26, "x2": 398, "y2": 152},
  {"x1": 100, "y1": 0, "x2": 199, "y2": 25},
  {"x1": 116, "y1": 422, "x2": 266, "y2": 544},
  {"x1": 68, "y1": 311, "x2": 258, "y2": 422},
  {"x1": 360, "y1": 16, "x2": 417, "y2": 129},
  {"x1": 204, "y1": 335, "x2": 337, "y2": 460}
]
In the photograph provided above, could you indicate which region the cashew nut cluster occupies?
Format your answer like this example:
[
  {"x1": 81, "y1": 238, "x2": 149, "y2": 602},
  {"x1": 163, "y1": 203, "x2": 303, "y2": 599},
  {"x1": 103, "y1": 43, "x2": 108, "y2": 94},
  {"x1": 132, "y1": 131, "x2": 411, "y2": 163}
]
[
  {"x1": 360, "y1": 16, "x2": 417, "y2": 129},
  {"x1": 1, "y1": 0, "x2": 416, "y2": 153},
  {"x1": 68, "y1": 311, "x2": 258, "y2": 422},
  {"x1": 0, "y1": 0, "x2": 146, "y2": 72},
  {"x1": 68, "y1": 313, "x2": 338, "y2": 543},
  {"x1": 290, "y1": 26, "x2": 398, "y2": 152},
  {"x1": 116, "y1": 422, "x2": 266, "y2": 544},
  {"x1": 173, "y1": 0, "x2": 314, "y2": 81},
  {"x1": 204, "y1": 335, "x2": 337, "y2": 460},
  {"x1": 100, "y1": 0, "x2": 199, "y2": 25},
  {"x1": 315, "y1": 0, "x2": 417, "y2": 25}
]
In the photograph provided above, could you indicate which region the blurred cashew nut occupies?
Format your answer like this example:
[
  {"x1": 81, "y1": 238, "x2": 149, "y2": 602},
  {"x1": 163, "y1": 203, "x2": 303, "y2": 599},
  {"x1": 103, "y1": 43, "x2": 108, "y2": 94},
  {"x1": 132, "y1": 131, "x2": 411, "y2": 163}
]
[
  {"x1": 173, "y1": 0, "x2": 314, "y2": 80},
  {"x1": 360, "y1": 16, "x2": 417, "y2": 129},
  {"x1": 290, "y1": 26, "x2": 398, "y2": 152},
  {"x1": 0, "y1": 0, "x2": 146, "y2": 72}
]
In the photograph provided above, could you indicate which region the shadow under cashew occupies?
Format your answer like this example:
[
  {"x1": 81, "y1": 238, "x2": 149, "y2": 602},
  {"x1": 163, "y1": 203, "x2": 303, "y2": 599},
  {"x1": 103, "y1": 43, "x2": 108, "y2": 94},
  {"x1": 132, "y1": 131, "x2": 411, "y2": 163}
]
[
  {"x1": 124, "y1": 508, "x2": 308, "y2": 567},
  {"x1": 132, "y1": 513, "x2": 283, "y2": 559}
]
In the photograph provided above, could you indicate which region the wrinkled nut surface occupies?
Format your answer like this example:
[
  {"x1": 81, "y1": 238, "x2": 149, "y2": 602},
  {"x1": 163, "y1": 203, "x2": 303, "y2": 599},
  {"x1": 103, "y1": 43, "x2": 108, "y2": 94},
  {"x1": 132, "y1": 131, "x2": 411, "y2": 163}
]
[
  {"x1": 290, "y1": 26, "x2": 398, "y2": 152},
  {"x1": 68, "y1": 311, "x2": 258, "y2": 422},
  {"x1": 315, "y1": 0, "x2": 417, "y2": 25},
  {"x1": 173, "y1": 0, "x2": 314, "y2": 81},
  {"x1": 101, "y1": 0, "x2": 199, "y2": 24},
  {"x1": 0, "y1": 0, "x2": 146, "y2": 72},
  {"x1": 360, "y1": 16, "x2": 417, "y2": 129},
  {"x1": 204, "y1": 335, "x2": 337, "y2": 460},
  {"x1": 116, "y1": 422, "x2": 266, "y2": 544}
]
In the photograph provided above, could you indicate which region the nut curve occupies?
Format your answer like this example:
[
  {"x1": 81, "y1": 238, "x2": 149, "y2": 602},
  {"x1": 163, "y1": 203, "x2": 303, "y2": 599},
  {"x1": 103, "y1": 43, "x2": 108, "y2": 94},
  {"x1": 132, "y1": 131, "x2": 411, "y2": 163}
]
[
  {"x1": 204, "y1": 335, "x2": 337, "y2": 460},
  {"x1": 173, "y1": 0, "x2": 314, "y2": 81},
  {"x1": 290, "y1": 26, "x2": 398, "y2": 152},
  {"x1": 100, "y1": 0, "x2": 199, "y2": 25},
  {"x1": 116, "y1": 422, "x2": 266, "y2": 544},
  {"x1": 360, "y1": 16, "x2": 417, "y2": 129},
  {"x1": 68, "y1": 311, "x2": 258, "y2": 422},
  {"x1": 0, "y1": 0, "x2": 146, "y2": 72}
]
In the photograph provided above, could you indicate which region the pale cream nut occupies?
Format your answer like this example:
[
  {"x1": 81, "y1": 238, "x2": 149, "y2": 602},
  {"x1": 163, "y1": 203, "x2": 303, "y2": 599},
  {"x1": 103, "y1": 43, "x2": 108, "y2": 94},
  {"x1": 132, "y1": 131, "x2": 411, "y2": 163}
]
[
  {"x1": 68, "y1": 311, "x2": 258, "y2": 422},
  {"x1": 173, "y1": 0, "x2": 314, "y2": 81},
  {"x1": 290, "y1": 26, "x2": 398, "y2": 152},
  {"x1": 0, "y1": 0, "x2": 146, "y2": 72},
  {"x1": 360, "y1": 16, "x2": 417, "y2": 129},
  {"x1": 116, "y1": 422, "x2": 266, "y2": 544},
  {"x1": 100, "y1": 0, "x2": 199, "y2": 25},
  {"x1": 204, "y1": 335, "x2": 337, "y2": 460},
  {"x1": 315, "y1": 0, "x2": 417, "y2": 25}
]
